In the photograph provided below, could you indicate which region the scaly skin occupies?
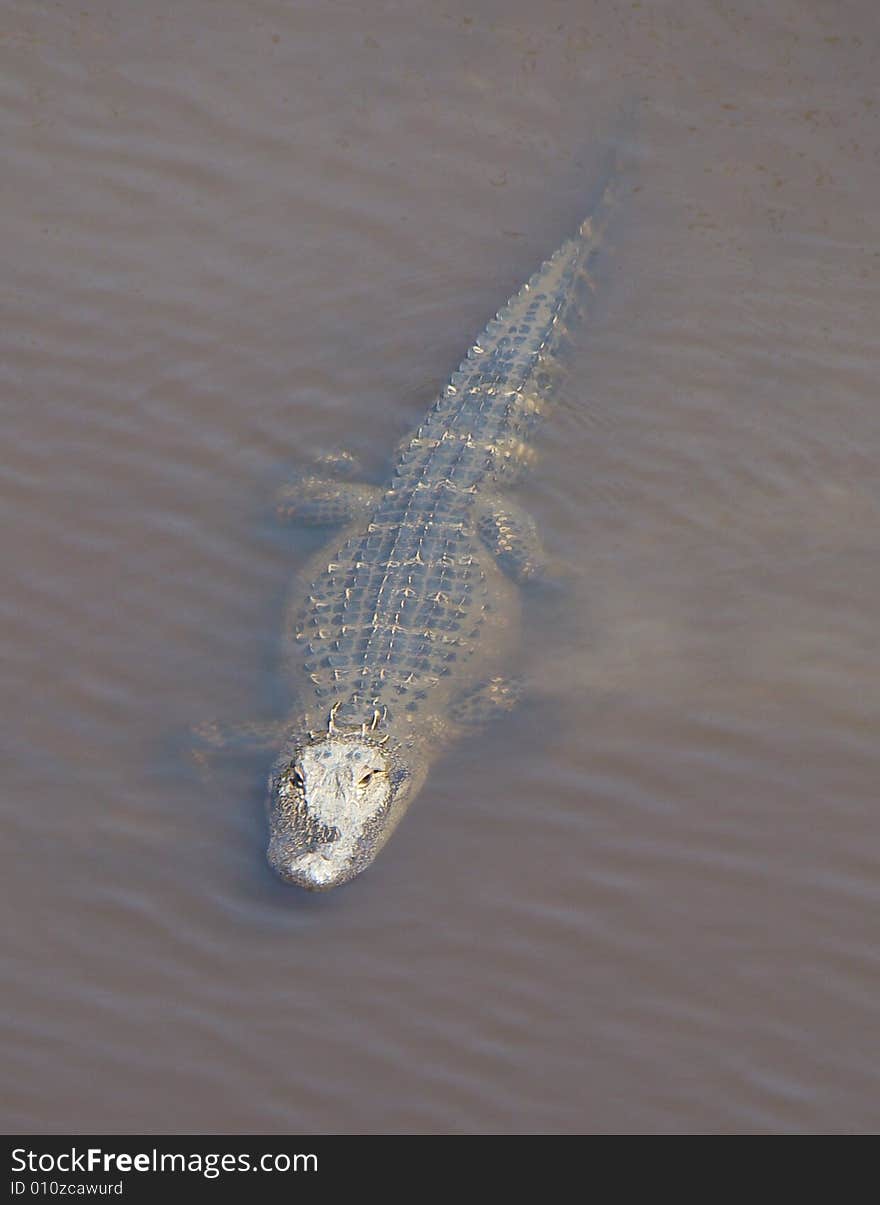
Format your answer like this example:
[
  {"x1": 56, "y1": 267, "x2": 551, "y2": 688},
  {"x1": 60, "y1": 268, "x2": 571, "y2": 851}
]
[{"x1": 266, "y1": 177, "x2": 620, "y2": 890}]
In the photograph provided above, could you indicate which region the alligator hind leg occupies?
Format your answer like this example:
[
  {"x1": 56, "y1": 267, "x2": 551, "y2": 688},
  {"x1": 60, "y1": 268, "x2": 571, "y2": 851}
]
[
  {"x1": 276, "y1": 480, "x2": 382, "y2": 526},
  {"x1": 476, "y1": 497, "x2": 547, "y2": 585},
  {"x1": 275, "y1": 450, "x2": 382, "y2": 526},
  {"x1": 449, "y1": 676, "x2": 524, "y2": 727}
]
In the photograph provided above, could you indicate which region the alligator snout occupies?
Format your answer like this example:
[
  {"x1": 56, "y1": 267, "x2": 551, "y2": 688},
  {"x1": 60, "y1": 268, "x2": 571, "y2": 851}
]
[
  {"x1": 266, "y1": 799, "x2": 380, "y2": 890},
  {"x1": 268, "y1": 845, "x2": 363, "y2": 892}
]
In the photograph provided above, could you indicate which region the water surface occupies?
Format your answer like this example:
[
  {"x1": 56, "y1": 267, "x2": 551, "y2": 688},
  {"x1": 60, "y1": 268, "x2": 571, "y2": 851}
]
[{"x1": 2, "y1": 0, "x2": 879, "y2": 1132}]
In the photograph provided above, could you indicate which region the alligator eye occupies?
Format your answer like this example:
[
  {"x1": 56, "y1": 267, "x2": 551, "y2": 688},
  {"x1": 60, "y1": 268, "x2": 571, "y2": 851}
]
[
  {"x1": 290, "y1": 767, "x2": 305, "y2": 789},
  {"x1": 357, "y1": 771, "x2": 375, "y2": 788}
]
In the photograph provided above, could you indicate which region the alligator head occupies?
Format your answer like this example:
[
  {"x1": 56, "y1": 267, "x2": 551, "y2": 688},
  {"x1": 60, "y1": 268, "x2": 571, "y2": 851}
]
[{"x1": 266, "y1": 732, "x2": 415, "y2": 890}]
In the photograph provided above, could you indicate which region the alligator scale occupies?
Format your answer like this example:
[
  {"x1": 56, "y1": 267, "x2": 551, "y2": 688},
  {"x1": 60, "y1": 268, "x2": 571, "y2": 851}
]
[{"x1": 199, "y1": 168, "x2": 619, "y2": 890}]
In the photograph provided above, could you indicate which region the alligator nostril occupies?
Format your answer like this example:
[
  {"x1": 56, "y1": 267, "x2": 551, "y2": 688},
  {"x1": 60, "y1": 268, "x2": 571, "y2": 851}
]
[{"x1": 300, "y1": 821, "x2": 341, "y2": 854}]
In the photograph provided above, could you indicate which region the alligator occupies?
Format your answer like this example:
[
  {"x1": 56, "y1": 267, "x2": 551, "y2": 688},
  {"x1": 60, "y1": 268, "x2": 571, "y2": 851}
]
[{"x1": 196, "y1": 158, "x2": 622, "y2": 890}]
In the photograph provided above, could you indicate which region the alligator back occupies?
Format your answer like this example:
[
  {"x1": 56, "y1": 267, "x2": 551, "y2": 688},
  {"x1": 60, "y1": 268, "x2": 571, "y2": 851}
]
[{"x1": 287, "y1": 177, "x2": 619, "y2": 737}]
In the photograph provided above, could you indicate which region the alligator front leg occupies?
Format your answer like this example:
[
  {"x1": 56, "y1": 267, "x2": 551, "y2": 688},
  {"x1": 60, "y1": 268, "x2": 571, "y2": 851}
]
[
  {"x1": 449, "y1": 676, "x2": 523, "y2": 727},
  {"x1": 476, "y1": 496, "x2": 547, "y2": 585},
  {"x1": 190, "y1": 718, "x2": 291, "y2": 770},
  {"x1": 275, "y1": 450, "x2": 382, "y2": 526}
]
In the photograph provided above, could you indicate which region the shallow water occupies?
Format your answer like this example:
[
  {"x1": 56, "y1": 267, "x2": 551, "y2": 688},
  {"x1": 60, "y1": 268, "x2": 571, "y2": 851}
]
[{"x1": 2, "y1": 0, "x2": 879, "y2": 1133}]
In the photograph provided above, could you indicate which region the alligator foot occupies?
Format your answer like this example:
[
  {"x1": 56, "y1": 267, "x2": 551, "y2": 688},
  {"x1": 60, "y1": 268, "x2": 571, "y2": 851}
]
[
  {"x1": 477, "y1": 497, "x2": 548, "y2": 585},
  {"x1": 275, "y1": 450, "x2": 382, "y2": 526},
  {"x1": 449, "y1": 676, "x2": 524, "y2": 727},
  {"x1": 190, "y1": 718, "x2": 290, "y2": 771}
]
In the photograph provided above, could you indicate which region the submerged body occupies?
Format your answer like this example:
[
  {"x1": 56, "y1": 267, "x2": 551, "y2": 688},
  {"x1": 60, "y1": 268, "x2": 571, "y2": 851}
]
[{"x1": 263, "y1": 176, "x2": 620, "y2": 889}]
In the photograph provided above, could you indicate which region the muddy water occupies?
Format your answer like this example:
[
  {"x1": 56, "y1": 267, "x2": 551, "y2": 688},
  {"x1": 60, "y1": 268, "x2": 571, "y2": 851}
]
[{"x1": 2, "y1": 1, "x2": 879, "y2": 1133}]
